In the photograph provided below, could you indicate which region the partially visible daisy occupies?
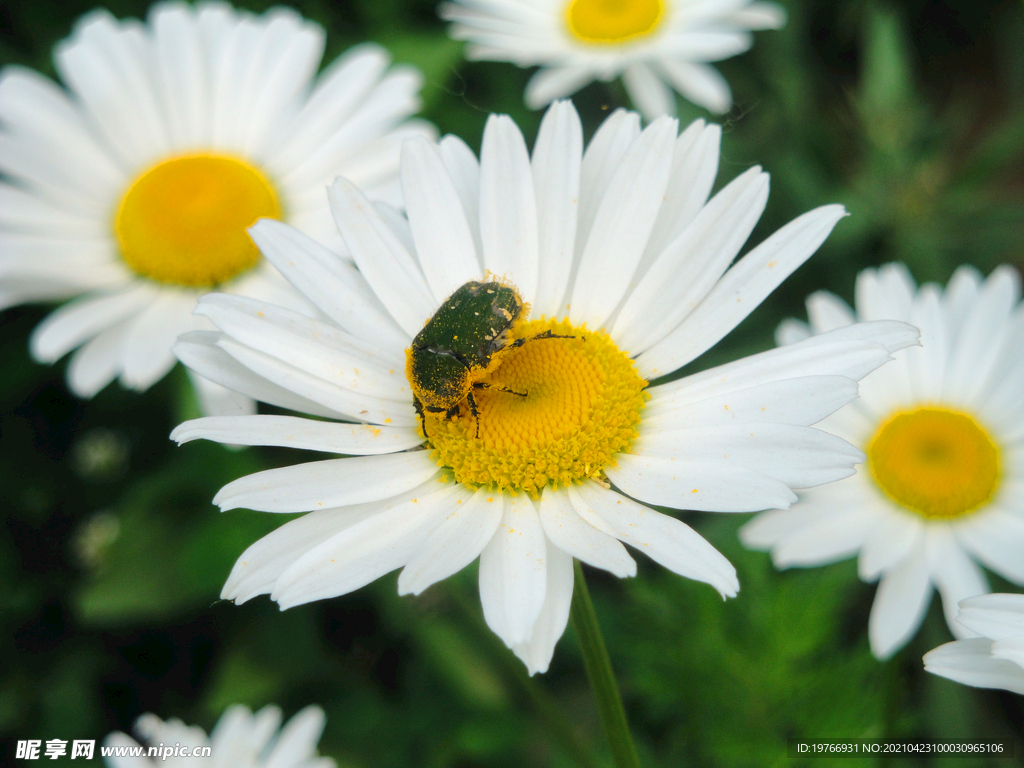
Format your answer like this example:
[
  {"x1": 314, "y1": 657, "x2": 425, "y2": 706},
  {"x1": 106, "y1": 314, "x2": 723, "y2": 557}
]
[
  {"x1": 742, "y1": 263, "x2": 1024, "y2": 659},
  {"x1": 924, "y1": 594, "x2": 1024, "y2": 695},
  {"x1": 103, "y1": 704, "x2": 334, "y2": 767},
  {"x1": 172, "y1": 101, "x2": 916, "y2": 674},
  {"x1": 0, "y1": 2, "x2": 431, "y2": 415},
  {"x1": 440, "y1": 0, "x2": 784, "y2": 119}
]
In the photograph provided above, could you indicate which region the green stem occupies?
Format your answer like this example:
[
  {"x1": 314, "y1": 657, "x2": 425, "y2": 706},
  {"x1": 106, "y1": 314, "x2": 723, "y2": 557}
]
[{"x1": 570, "y1": 560, "x2": 641, "y2": 768}]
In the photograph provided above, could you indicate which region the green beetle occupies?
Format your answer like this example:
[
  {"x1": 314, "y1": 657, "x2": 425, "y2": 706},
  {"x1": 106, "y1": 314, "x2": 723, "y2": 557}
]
[{"x1": 405, "y1": 279, "x2": 565, "y2": 437}]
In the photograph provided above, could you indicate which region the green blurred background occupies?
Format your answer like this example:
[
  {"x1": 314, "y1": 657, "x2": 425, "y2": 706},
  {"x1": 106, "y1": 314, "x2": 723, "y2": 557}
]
[{"x1": 2, "y1": 0, "x2": 1024, "y2": 765}]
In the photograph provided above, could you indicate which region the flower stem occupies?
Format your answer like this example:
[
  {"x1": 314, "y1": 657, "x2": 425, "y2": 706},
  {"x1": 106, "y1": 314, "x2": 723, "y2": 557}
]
[{"x1": 570, "y1": 560, "x2": 641, "y2": 768}]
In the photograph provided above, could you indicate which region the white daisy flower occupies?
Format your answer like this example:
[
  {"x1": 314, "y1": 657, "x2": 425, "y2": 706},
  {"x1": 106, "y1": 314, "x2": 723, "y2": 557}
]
[
  {"x1": 741, "y1": 263, "x2": 1024, "y2": 659},
  {"x1": 103, "y1": 704, "x2": 334, "y2": 767},
  {"x1": 0, "y1": 1, "x2": 431, "y2": 415},
  {"x1": 440, "y1": 0, "x2": 785, "y2": 119},
  {"x1": 924, "y1": 593, "x2": 1024, "y2": 695},
  {"x1": 171, "y1": 101, "x2": 917, "y2": 674}
]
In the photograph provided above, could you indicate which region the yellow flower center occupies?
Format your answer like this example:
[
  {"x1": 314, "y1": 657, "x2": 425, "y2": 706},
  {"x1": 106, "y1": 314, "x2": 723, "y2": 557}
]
[
  {"x1": 424, "y1": 318, "x2": 647, "y2": 495},
  {"x1": 867, "y1": 407, "x2": 1000, "y2": 519},
  {"x1": 115, "y1": 154, "x2": 282, "y2": 287},
  {"x1": 565, "y1": 0, "x2": 665, "y2": 45}
]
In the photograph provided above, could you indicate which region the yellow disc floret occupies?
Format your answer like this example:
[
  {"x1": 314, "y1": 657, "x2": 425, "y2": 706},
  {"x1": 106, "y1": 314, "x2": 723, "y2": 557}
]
[
  {"x1": 867, "y1": 406, "x2": 1000, "y2": 519},
  {"x1": 424, "y1": 318, "x2": 647, "y2": 495},
  {"x1": 566, "y1": 0, "x2": 665, "y2": 45},
  {"x1": 115, "y1": 154, "x2": 282, "y2": 287}
]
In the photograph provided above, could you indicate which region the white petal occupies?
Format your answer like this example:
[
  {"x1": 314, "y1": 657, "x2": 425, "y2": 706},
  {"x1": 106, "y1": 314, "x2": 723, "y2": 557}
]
[
  {"x1": 769, "y1": 503, "x2": 879, "y2": 568},
  {"x1": 174, "y1": 331, "x2": 342, "y2": 419},
  {"x1": 570, "y1": 481, "x2": 738, "y2": 597},
  {"x1": 530, "y1": 100, "x2": 583, "y2": 319},
  {"x1": 645, "y1": 375, "x2": 858, "y2": 429},
  {"x1": 943, "y1": 264, "x2": 983, "y2": 340},
  {"x1": 171, "y1": 415, "x2": 423, "y2": 455},
  {"x1": 151, "y1": 3, "x2": 208, "y2": 146},
  {"x1": 212, "y1": 451, "x2": 439, "y2": 513},
  {"x1": 636, "y1": 205, "x2": 848, "y2": 378},
  {"x1": 478, "y1": 494, "x2": 548, "y2": 647},
  {"x1": 66, "y1": 317, "x2": 132, "y2": 398},
  {"x1": 524, "y1": 66, "x2": 594, "y2": 109},
  {"x1": 248, "y1": 219, "x2": 409, "y2": 355},
  {"x1": 944, "y1": 265, "x2": 1021, "y2": 404},
  {"x1": 538, "y1": 490, "x2": 635, "y2": 578},
  {"x1": 222, "y1": 500, "x2": 385, "y2": 604},
  {"x1": 263, "y1": 706, "x2": 327, "y2": 768},
  {"x1": 775, "y1": 318, "x2": 811, "y2": 346},
  {"x1": 214, "y1": 336, "x2": 416, "y2": 425},
  {"x1": 858, "y1": 509, "x2": 924, "y2": 581},
  {"x1": 120, "y1": 291, "x2": 199, "y2": 391},
  {"x1": 634, "y1": 422, "x2": 863, "y2": 488},
  {"x1": 327, "y1": 178, "x2": 435, "y2": 338},
  {"x1": 622, "y1": 62, "x2": 675, "y2": 120},
  {"x1": 271, "y1": 481, "x2": 461, "y2": 608},
  {"x1": 438, "y1": 134, "x2": 483, "y2": 264},
  {"x1": 569, "y1": 116, "x2": 678, "y2": 329},
  {"x1": 868, "y1": 542, "x2": 933, "y2": 659},
  {"x1": 186, "y1": 369, "x2": 256, "y2": 418},
  {"x1": 928, "y1": 526, "x2": 990, "y2": 639},
  {"x1": 955, "y1": 507, "x2": 1024, "y2": 585},
  {"x1": 647, "y1": 320, "x2": 918, "y2": 409},
  {"x1": 924, "y1": 638, "x2": 1024, "y2": 695},
  {"x1": 511, "y1": 544, "x2": 574, "y2": 675},
  {"x1": 806, "y1": 291, "x2": 856, "y2": 332},
  {"x1": 658, "y1": 60, "x2": 731, "y2": 113},
  {"x1": 955, "y1": 593, "x2": 1024, "y2": 639},
  {"x1": 194, "y1": 293, "x2": 408, "y2": 398},
  {"x1": 401, "y1": 137, "x2": 480, "y2": 302},
  {"x1": 612, "y1": 166, "x2": 769, "y2": 353},
  {"x1": 397, "y1": 486, "x2": 504, "y2": 596},
  {"x1": 29, "y1": 284, "x2": 155, "y2": 363},
  {"x1": 478, "y1": 114, "x2": 539, "y2": 304},
  {"x1": 608, "y1": 453, "x2": 797, "y2": 512}
]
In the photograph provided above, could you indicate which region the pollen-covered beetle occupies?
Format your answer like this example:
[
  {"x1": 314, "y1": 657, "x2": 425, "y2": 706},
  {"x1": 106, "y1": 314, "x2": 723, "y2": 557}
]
[{"x1": 405, "y1": 279, "x2": 567, "y2": 437}]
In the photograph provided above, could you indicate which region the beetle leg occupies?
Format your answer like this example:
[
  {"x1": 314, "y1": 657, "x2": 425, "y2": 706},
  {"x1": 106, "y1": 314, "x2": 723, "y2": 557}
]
[
  {"x1": 505, "y1": 329, "x2": 581, "y2": 350},
  {"x1": 473, "y1": 382, "x2": 527, "y2": 398},
  {"x1": 413, "y1": 397, "x2": 430, "y2": 439},
  {"x1": 466, "y1": 391, "x2": 482, "y2": 438}
]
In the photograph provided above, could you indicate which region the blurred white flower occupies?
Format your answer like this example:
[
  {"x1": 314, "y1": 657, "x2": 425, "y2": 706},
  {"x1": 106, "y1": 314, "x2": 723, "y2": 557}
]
[
  {"x1": 743, "y1": 264, "x2": 1024, "y2": 659},
  {"x1": 440, "y1": 0, "x2": 785, "y2": 119},
  {"x1": 925, "y1": 593, "x2": 1024, "y2": 695},
  {"x1": 103, "y1": 704, "x2": 334, "y2": 767},
  {"x1": 172, "y1": 101, "x2": 915, "y2": 674},
  {"x1": 0, "y1": 1, "x2": 431, "y2": 414}
]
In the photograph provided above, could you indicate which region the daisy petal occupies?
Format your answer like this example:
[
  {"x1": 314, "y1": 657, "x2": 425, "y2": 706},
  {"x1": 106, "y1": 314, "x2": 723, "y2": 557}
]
[
  {"x1": 658, "y1": 60, "x2": 731, "y2": 114},
  {"x1": 868, "y1": 542, "x2": 932, "y2": 659},
  {"x1": 248, "y1": 219, "x2": 409, "y2": 355},
  {"x1": 120, "y1": 291, "x2": 201, "y2": 391},
  {"x1": 858, "y1": 509, "x2": 924, "y2": 581},
  {"x1": 479, "y1": 114, "x2": 539, "y2": 304},
  {"x1": 927, "y1": 526, "x2": 989, "y2": 639},
  {"x1": 607, "y1": 453, "x2": 797, "y2": 513},
  {"x1": 327, "y1": 178, "x2": 435, "y2": 338},
  {"x1": 769, "y1": 503, "x2": 879, "y2": 568},
  {"x1": 569, "y1": 116, "x2": 677, "y2": 329},
  {"x1": 66, "y1": 319, "x2": 132, "y2": 398},
  {"x1": 511, "y1": 544, "x2": 574, "y2": 676},
  {"x1": 806, "y1": 291, "x2": 855, "y2": 332},
  {"x1": 570, "y1": 481, "x2": 738, "y2": 597},
  {"x1": 401, "y1": 136, "x2": 479, "y2": 302},
  {"x1": 636, "y1": 204, "x2": 848, "y2": 378},
  {"x1": 538, "y1": 490, "x2": 636, "y2": 578},
  {"x1": 29, "y1": 284, "x2": 155, "y2": 363},
  {"x1": 438, "y1": 135, "x2": 483, "y2": 264},
  {"x1": 271, "y1": 482, "x2": 462, "y2": 608},
  {"x1": 479, "y1": 494, "x2": 548, "y2": 647},
  {"x1": 185, "y1": 369, "x2": 256, "y2": 418},
  {"x1": 398, "y1": 486, "x2": 504, "y2": 596},
  {"x1": 924, "y1": 638, "x2": 1024, "y2": 695},
  {"x1": 622, "y1": 63, "x2": 675, "y2": 120},
  {"x1": 222, "y1": 502, "x2": 384, "y2": 604},
  {"x1": 212, "y1": 451, "x2": 439, "y2": 513},
  {"x1": 174, "y1": 332, "x2": 342, "y2": 419},
  {"x1": 525, "y1": 65, "x2": 595, "y2": 109},
  {"x1": 955, "y1": 508, "x2": 1024, "y2": 585},
  {"x1": 955, "y1": 594, "x2": 1024, "y2": 639},
  {"x1": 530, "y1": 100, "x2": 582, "y2": 319},
  {"x1": 171, "y1": 415, "x2": 423, "y2": 455}
]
